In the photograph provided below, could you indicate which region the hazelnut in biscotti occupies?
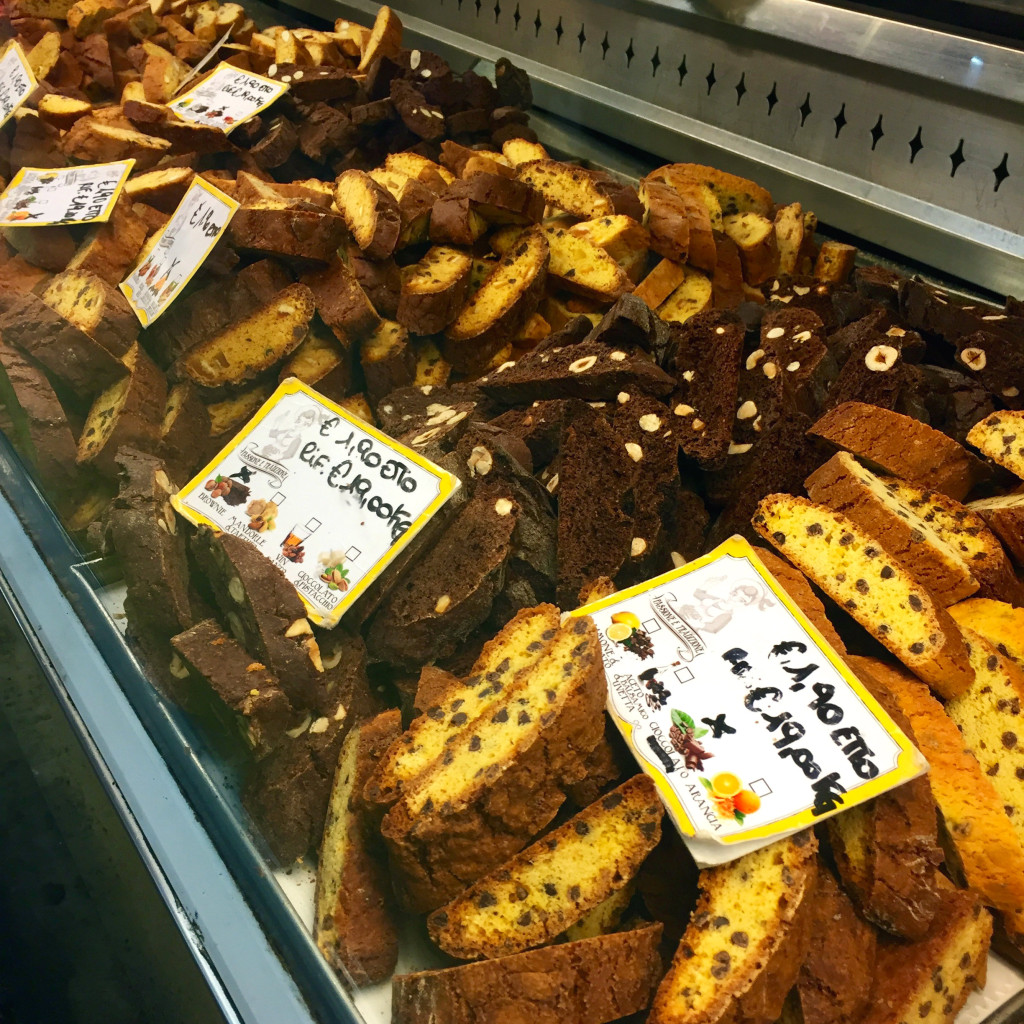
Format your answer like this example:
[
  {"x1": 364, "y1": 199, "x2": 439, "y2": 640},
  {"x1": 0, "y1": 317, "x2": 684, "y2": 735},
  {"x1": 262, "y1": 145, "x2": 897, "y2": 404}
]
[
  {"x1": 427, "y1": 774, "x2": 662, "y2": 960},
  {"x1": 805, "y1": 452, "x2": 979, "y2": 606},
  {"x1": 809, "y1": 401, "x2": 990, "y2": 502},
  {"x1": 392, "y1": 923, "x2": 664, "y2": 1024},
  {"x1": 179, "y1": 283, "x2": 315, "y2": 388},
  {"x1": 751, "y1": 494, "x2": 974, "y2": 698},
  {"x1": 649, "y1": 832, "x2": 817, "y2": 1024},
  {"x1": 364, "y1": 604, "x2": 561, "y2": 808},
  {"x1": 380, "y1": 615, "x2": 607, "y2": 912}
]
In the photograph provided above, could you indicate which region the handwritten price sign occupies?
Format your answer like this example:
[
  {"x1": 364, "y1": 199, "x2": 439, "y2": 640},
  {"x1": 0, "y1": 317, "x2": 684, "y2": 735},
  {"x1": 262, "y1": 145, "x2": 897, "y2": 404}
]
[
  {"x1": 0, "y1": 41, "x2": 36, "y2": 131},
  {"x1": 0, "y1": 161, "x2": 134, "y2": 227},
  {"x1": 120, "y1": 177, "x2": 238, "y2": 326},
  {"x1": 575, "y1": 536, "x2": 927, "y2": 867},
  {"x1": 168, "y1": 62, "x2": 287, "y2": 133},
  {"x1": 171, "y1": 378, "x2": 460, "y2": 628}
]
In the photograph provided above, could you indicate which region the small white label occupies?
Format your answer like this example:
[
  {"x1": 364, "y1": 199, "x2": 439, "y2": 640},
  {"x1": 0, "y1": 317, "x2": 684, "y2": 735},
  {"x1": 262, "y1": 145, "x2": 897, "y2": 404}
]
[
  {"x1": 168, "y1": 62, "x2": 288, "y2": 133},
  {"x1": 0, "y1": 41, "x2": 36, "y2": 130},
  {"x1": 172, "y1": 379, "x2": 460, "y2": 628},
  {"x1": 576, "y1": 537, "x2": 926, "y2": 866},
  {"x1": 120, "y1": 177, "x2": 238, "y2": 326},
  {"x1": 0, "y1": 161, "x2": 134, "y2": 226}
]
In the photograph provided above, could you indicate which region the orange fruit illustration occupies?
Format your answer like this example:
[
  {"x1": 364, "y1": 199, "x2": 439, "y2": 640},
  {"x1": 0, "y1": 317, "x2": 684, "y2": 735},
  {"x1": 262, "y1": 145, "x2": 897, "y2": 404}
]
[
  {"x1": 733, "y1": 789, "x2": 761, "y2": 815},
  {"x1": 710, "y1": 772, "x2": 742, "y2": 798}
]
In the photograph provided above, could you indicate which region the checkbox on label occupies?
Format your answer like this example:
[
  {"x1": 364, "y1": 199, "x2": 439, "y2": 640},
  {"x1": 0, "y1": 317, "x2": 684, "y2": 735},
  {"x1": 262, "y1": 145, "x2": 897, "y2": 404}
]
[
  {"x1": 271, "y1": 492, "x2": 286, "y2": 505},
  {"x1": 306, "y1": 518, "x2": 321, "y2": 531},
  {"x1": 345, "y1": 546, "x2": 362, "y2": 562},
  {"x1": 749, "y1": 778, "x2": 772, "y2": 797},
  {"x1": 674, "y1": 665, "x2": 694, "y2": 684},
  {"x1": 643, "y1": 618, "x2": 660, "y2": 634}
]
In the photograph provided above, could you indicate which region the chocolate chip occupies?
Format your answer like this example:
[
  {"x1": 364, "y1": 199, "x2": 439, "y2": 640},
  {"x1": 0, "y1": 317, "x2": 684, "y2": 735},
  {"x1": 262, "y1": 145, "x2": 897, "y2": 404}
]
[
  {"x1": 422, "y1": 798, "x2": 433, "y2": 813},
  {"x1": 881, "y1": 565, "x2": 895, "y2": 578},
  {"x1": 517, "y1": 911, "x2": 532, "y2": 926},
  {"x1": 569, "y1": 885, "x2": 581, "y2": 901},
  {"x1": 527, "y1": 641, "x2": 544, "y2": 651},
  {"x1": 989, "y1": 764, "x2": 1000, "y2": 776},
  {"x1": 864, "y1": 546, "x2": 879, "y2": 557},
  {"x1": 450, "y1": 712, "x2": 468, "y2": 726},
  {"x1": 450, "y1": 698, "x2": 464, "y2": 711},
  {"x1": 845, "y1": 599, "x2": 857, "y2": 610},
  {"x1": 731, "y1": 931, "x2": 748, "y2": 947},
  {"x1": 806, "y1": 523, "x2": 823, "y2": 536},
  {"x1": 575, "y1": 821, "x2": 590, "y2": 836},
  {"x1": 469, "y1": 735, "x2": 481, "y2": 751},
  {"x1": 640, "y1": 821, "x2": 657, "y2": 838},
  {"x1": 772, "y1": 531, "x2": 786, "y2": 544},
  {"x1": 602, "y1": 792, "x2": 624, "y2": 810},
  {"x1": 427, "y1": 706, "x2": 443, "y2": 720},
  {"x1": 839, "y1": 532, "x2": 854, "y2": 546},
  {"x1": 543, "y1": 882, "x2": 557, "y2": 896},
  {"x1": 492, "y1": 708, "x2": 509, "y2": 723},
  {"x1": 960, "y1": 952, "x2": 972, "y2": 969},
  {"x1": 908, "y1": 594, "x2": 923, "y2": 611},
  {"x1": 1017, "y1": 768, "x2": 1024, "y2": 780},
  {"x1": 514, "y1": 884, "x2": 528, "y2": 901},
  {"x1": 910, "y1": 529, "x2": 925, "y2": 543},
  {"x1": 545, "y1": 689, "x2": 556, "y2": 703},
  {"x1": 710, "y1": 964, "x2": 729, "y2": 979},
  {"x1": 918, "y1": 1001, "x2": 932, "y2": 1017},
  {"x1": 1003, "y1": 731, "x2": 1017, "y2": 749},
  {"x1": 988, "y1": 655, "x2": 999, "y2": 671},
  {"x1": 910, "y1": 642, "x2": 925, "y2": 655},
  {"x1": 518, "y1": 710, "x2": 531, "y2": 725},
  {"x1": 856, "y1": 579, "x2": 869, "y2": 594},
  {"x1": 712, "y1": 916, "x2": 729, "y2": 928},
  {"x1": 432, "y1": 910, "x2": 448, "y2": 926},
  {"x1": 477, "y1": 891, "x2": 496, "y2": 908},
  {"x1": 713, "y1": 951, "x2": 731, "y2": 965}
]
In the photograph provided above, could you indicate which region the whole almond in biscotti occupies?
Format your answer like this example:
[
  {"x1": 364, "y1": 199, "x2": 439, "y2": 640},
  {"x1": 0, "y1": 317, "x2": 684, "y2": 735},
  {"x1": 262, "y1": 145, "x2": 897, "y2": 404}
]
[
  {"x1": 428, "y1": 774, "x2": 662, "y2": 960},
  {"x1": 805, "y1": 452, "x2": 979, "y2": 606},
  {"x1": 443, "y1": 227, "x2": 548, "y2": 374},
  {"x1": 397, "y1": 246, "x2": 473, "y2": 336},
  {"x1": 179, "y1": 283, "x2": 315, "y2": 388},
  {"x1": 751, "y1": 493, "x2": 974, "y2": 699},
  {"x1": 515, "y1": 159, "x2": 614, "y2": 219},
  {"x1": 649, "y1": 832, "x2": 817, "y2": 1024},
  {"x1": 334, "y1": 169, "x2": 402, "y2": 260}
]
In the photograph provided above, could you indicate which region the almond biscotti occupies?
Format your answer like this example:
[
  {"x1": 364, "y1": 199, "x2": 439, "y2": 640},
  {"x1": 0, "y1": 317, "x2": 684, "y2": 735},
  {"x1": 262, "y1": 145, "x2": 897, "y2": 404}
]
[
  {"x1": 649, "y1": 832, "x2": 817, "y2": 1024},
  {"x1": 380, "y1": 615, "x2": 607, "y2": 912},
  {"x1": 751, "y1": 494, "x2": 973, "y2": 698},
  {"x1": 427, "y1": 774, "x2": 662, "y2": 959}
]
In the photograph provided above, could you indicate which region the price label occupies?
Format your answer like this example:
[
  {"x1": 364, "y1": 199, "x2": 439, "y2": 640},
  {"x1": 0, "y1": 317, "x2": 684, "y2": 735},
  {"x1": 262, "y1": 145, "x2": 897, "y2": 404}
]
[
  {"x1": 0, "y1": 41, "x2": 36, "y2": 130},
  {"x1": 574, "y1": 536, "x2": 927, "y2": 867},
  {"x1": 167, "y1": 62, "x2": 287, "y2": 133},
  {"x1": 0, "y1": 161, "x2": 134, "y2": 227},
  {"x1": 120, "y1": 177, "x2": 238, "y2": 326},
  {"x1": 171, "y1": 378, "x2": 461, "y2": 628}
]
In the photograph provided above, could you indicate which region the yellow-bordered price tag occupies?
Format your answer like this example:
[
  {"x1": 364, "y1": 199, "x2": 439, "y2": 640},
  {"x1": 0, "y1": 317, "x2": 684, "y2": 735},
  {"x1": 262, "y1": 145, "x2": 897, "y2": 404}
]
[
  {"x1": 573, "y1": 536, "x2": 927, "y2": 866},
  {"x1": 167, "y1": 62, "x2": 288, "y2": 134},
  {"x1": 120, "y1": 177, "x2": 239, "y2": 327},
  {"x1": 0, "y1": 160, "x2": 134, "y2": 226},
  {"x1": 0, "y1": 40, "x2": 37, "y2": 131},
  {"x1": 171, "y1": 378, "x2": 461, "y2": 628}
]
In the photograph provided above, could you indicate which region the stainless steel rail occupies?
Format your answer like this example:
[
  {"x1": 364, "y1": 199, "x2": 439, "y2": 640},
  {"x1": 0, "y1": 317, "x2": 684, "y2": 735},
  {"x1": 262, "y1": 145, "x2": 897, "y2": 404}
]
[{"x1": 295, "y1": 0, "x2": 1024, "y2": 297}]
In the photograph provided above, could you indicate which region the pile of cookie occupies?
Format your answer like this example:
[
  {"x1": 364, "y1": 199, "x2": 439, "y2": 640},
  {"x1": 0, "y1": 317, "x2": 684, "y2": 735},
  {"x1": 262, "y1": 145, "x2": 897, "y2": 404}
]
[{"x1": 3, "y1": 0, "x2": 1024, "y2": 1022}]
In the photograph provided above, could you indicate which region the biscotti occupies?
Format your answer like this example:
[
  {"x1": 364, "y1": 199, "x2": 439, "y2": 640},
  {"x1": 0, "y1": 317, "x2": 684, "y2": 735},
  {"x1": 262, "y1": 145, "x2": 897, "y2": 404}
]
[
  {"x1": 968, "y1": 410, "x2": 1024, "y2": 479},
  {"x1": 809, "y1": 401, "x2": 989, "y2": 501},
  {"x1": 427, "y1": 774, "x2": 662, "y2": 959},
  {"x1": 861, "y1": 883, "x2": 991, "y2": 1024},
  {"x1": 397, "y1": 246, "x2": 473, "y2": 335},
  {"x1": 380, "y1": 615, "x2": 607, "y2": 911},
  {"x1": 392, "y1": 923, "x2": 664, "y2": 1024},
  {"x1": 804, "y1": 452, "x2": 979, "y2": 605},
  {"x1": 969, "y1": 491, "x2": 1024, "y2": 568},
  {"x1": 751, "y1": 494, "x2": 974, "y2": 698},
  {"x1": 649, "y1": 831, "x2": 817, "y2": 1024},
  {"x1": 170, "y1": 618, "x2": 295, "y2": 755},
  {"x1": 76, "y1": 343, "x2": 167, "y2": 478},
  {"x1": 315, "y1": 710, "x2": 402, "y2": 986},
  {"x1": 192, "y1": 527, "x2": 323, "y2": 709},
  {"x1": 949, "y1": 598, "x2": 1024, "y2": 665},
  {"x1": 364, "y1": 604, "x2": 560, "y2": 807}
]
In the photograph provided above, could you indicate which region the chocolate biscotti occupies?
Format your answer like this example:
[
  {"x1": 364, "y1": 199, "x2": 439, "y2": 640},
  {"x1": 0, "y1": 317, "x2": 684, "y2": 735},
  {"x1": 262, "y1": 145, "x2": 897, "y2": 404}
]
[
  {"x1": 380, "y1": 615, "x2": 607, "y2": 911},
  {"x1": 427, "y1": 774, "x2": 662, "y2": 959},
  {"x1": 649, "y1": 832, "x2": 818, "y2": 1024},
  {"x1": 393, "y1": 923, "x2": 664, "y2": 1024}
]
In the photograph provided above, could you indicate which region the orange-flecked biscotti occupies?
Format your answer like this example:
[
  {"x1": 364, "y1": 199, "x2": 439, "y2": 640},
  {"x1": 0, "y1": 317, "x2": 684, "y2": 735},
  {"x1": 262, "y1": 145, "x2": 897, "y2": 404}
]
[
  {"x1": 859, "y1": 658, "x2": 1024, "y2": 940},
  {"x1": 364, "y1": 605, "x2": 561, "y2": 808},
  {"x1": 427, "y1": 775, "x2": 662, "y2": 960},
  {"x1": 804, "y1": 452, "x2": 979, "y2": 606},
  {"x1": 649, "y1": 832, "x2": 817, "y2": 1024},
  {"x1": 380, "y1": 615, "x2": 607, "y2": 912},
  {"x1": 949, "y1": 598, "x2": 1024, "y2": 665},
  {"x1": 751, "y1": 495, "x2": 973, "y2": 698},
  {"x1": 968, "y1": 410, "x2": 1024, "y2": 480}
]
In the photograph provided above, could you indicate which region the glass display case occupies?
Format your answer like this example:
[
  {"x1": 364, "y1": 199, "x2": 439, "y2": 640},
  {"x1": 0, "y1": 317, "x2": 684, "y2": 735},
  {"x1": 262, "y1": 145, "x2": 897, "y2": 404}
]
[{"x1": 1, "y1": 0, "x2": 1023, "y2": 1022}]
